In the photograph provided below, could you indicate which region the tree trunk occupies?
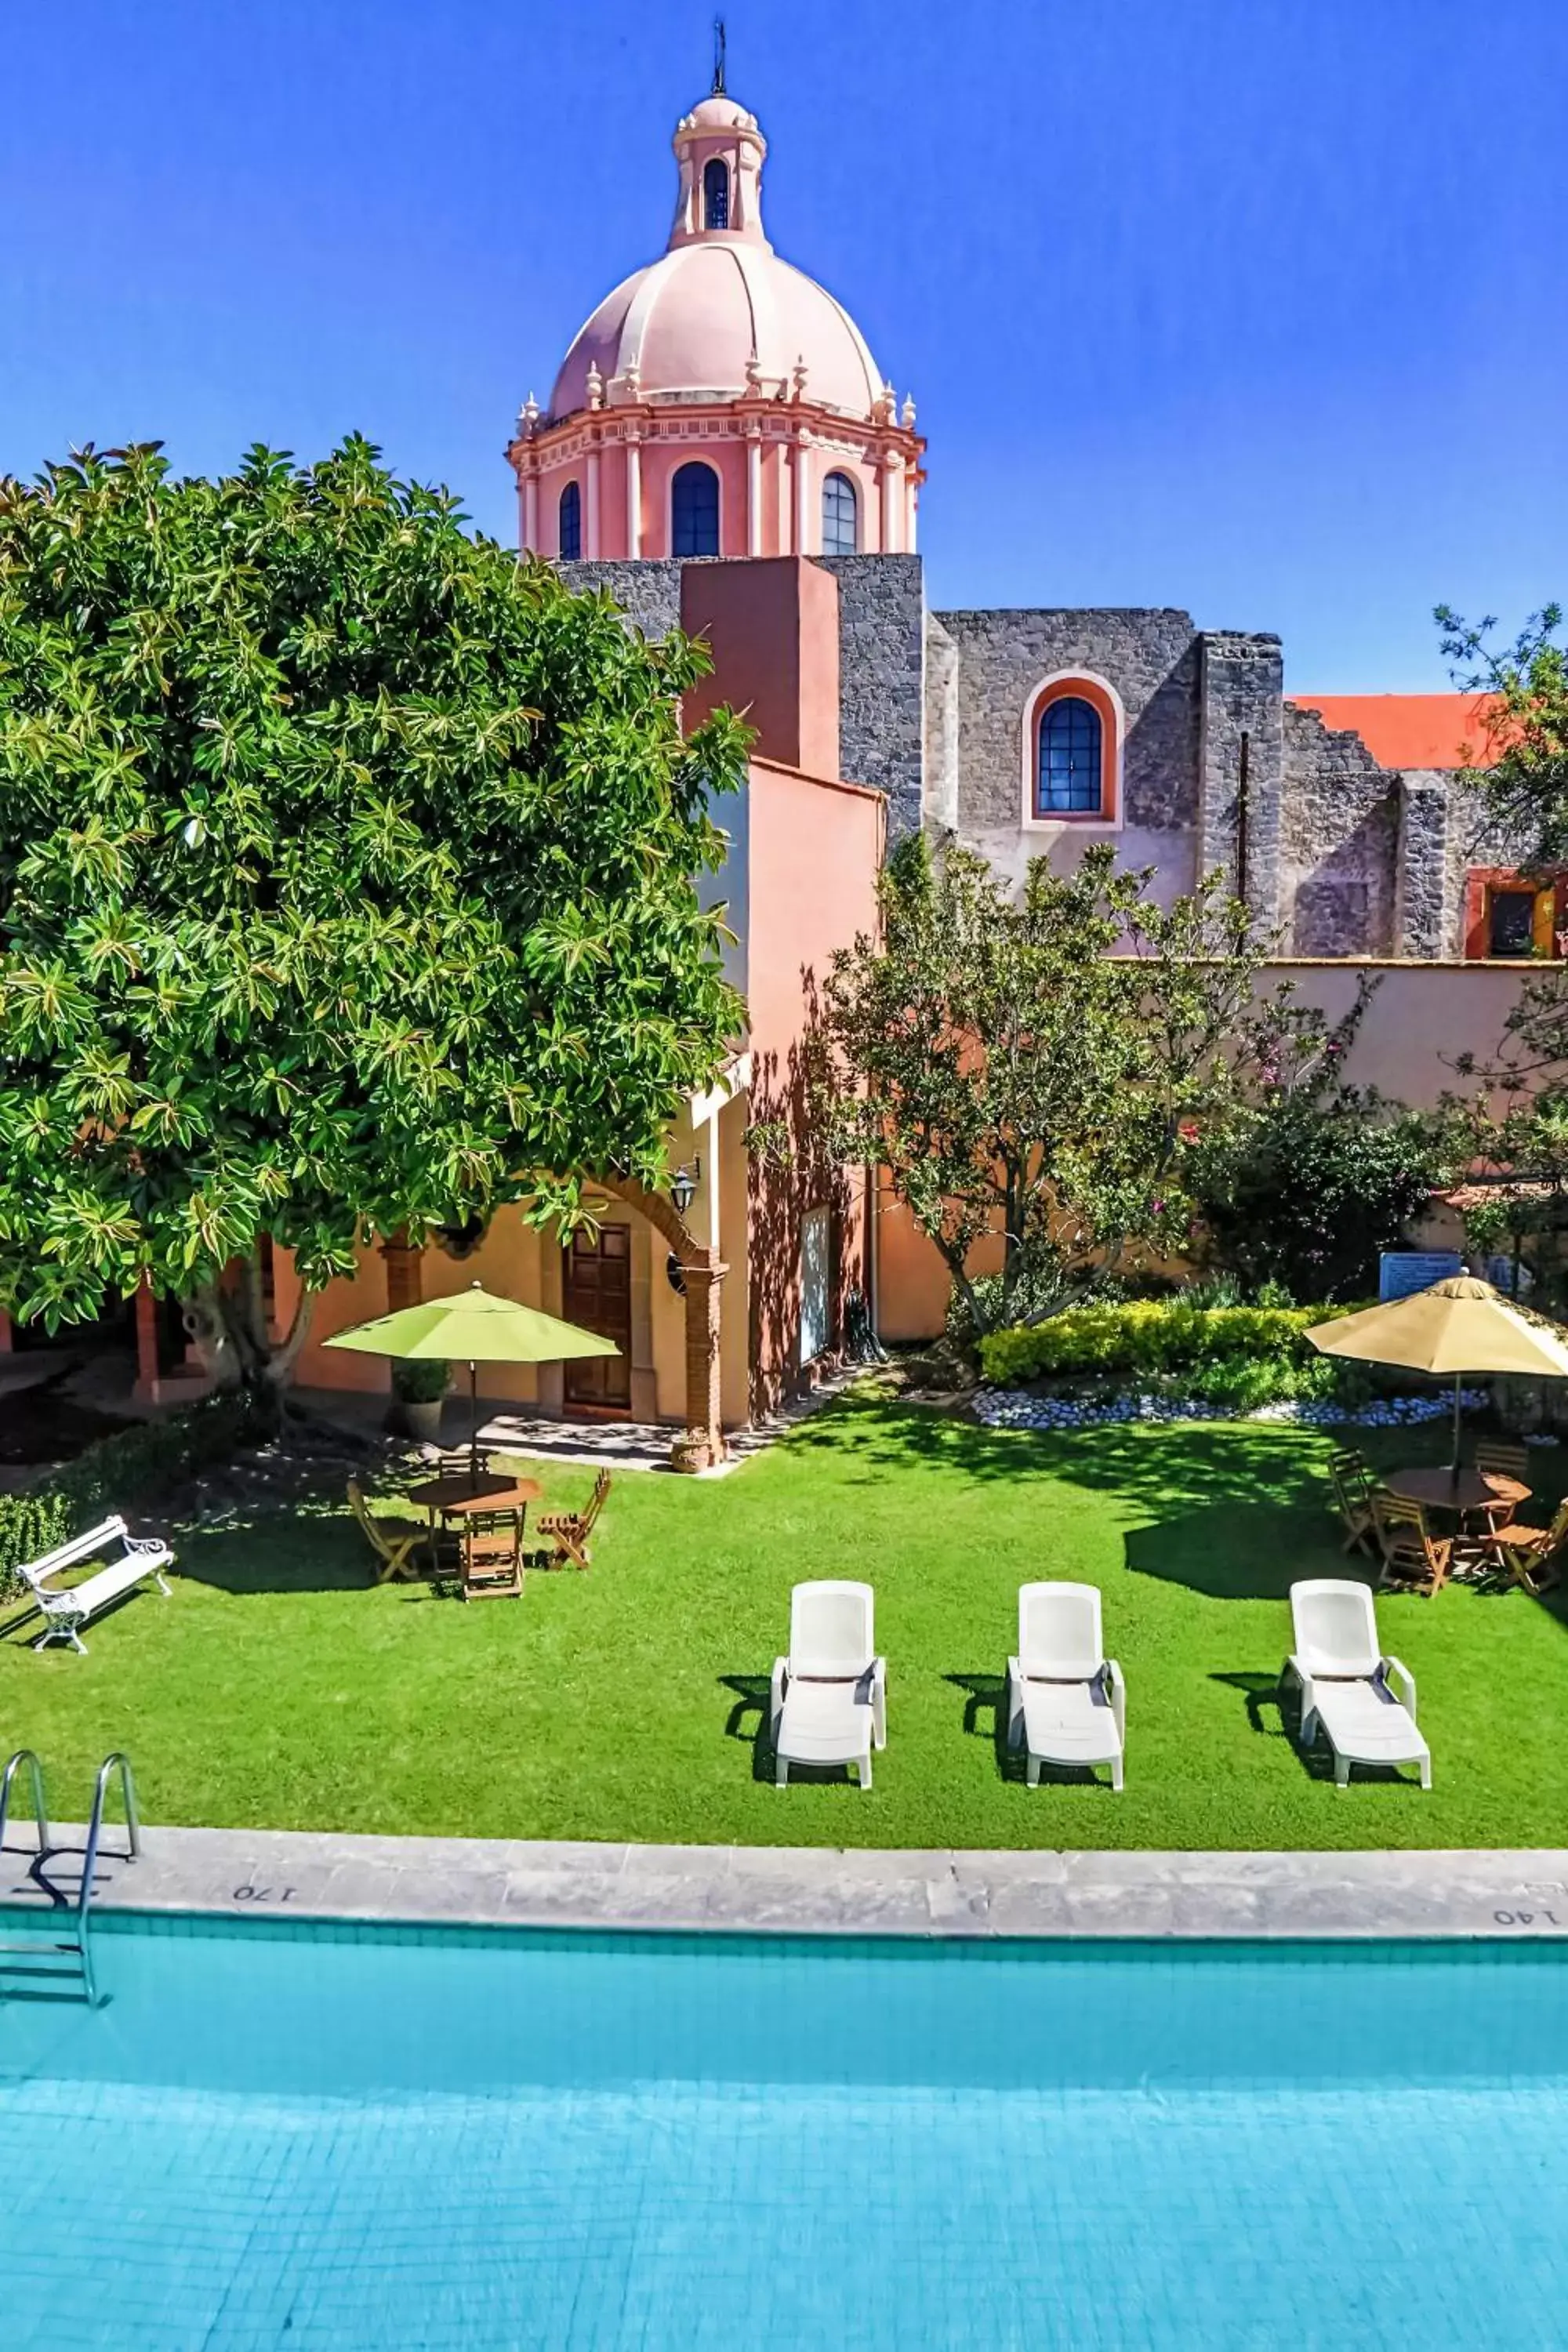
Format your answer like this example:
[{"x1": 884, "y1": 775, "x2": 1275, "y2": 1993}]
[{"x1": 183, "y1": 1253, "x2": 317, "y2": 1410}]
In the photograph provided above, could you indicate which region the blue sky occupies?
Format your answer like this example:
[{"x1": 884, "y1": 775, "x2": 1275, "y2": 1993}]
[{"x1": 3, "y1": 0, "x2": 1563, "y2": 688}]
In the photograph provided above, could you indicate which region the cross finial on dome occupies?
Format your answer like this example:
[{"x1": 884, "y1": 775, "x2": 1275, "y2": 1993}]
[{"x1": 712, "y1": 15, "x2": 727, "y2": 95}]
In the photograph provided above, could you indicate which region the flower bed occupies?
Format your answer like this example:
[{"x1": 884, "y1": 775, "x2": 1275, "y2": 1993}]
[{"x1": 974, "y1": 1385, "x2": 1491, "y2": 1434}]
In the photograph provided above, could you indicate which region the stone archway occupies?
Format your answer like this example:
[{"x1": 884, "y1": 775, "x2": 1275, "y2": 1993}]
[{"x1": 594, "y1": 1174, "x2": 728, "y2": 1472}]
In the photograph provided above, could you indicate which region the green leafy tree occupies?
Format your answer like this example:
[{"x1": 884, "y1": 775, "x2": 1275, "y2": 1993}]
[
  {"x1": 0, "y1": 439, "x2": 745, "y2": 1391},
  {"x1": 1186, "y1": 993, "x2": 1432, "y2": 1301},
  {"x1": 1434, "y1": 985, "x2": 1568, "y2": 1312},
  {"x1": 1434, "y1": 602, "x2": 1568, "y2": 1303},
  {"x1": 815, "y1": 837, "x2": 1300, "y2": 1337},
  {"x1": 1436, "y1": 602, "x2": 1568, "y2": 865}
]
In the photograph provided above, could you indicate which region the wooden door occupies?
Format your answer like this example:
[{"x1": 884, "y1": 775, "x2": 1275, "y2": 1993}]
[{"x1": 562, "y1": 1225, "x2": 633, "y2": 1411}]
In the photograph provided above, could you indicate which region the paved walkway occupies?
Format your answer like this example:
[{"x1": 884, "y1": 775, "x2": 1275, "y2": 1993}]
[
  {"x1": 5, "y1": 1826, "x2": 1567, "y2": 1940},
  {"x1": 478, "y1": 1366, "x2": 868, "y2": 1475}
]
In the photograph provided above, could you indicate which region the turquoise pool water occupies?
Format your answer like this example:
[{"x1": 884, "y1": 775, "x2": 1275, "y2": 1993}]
[{"x1": 2, "y1": 1917, "x2": 1566, "y2": 2349}]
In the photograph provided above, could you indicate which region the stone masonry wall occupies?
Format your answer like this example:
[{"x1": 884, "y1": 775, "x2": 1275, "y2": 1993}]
[
  {"x1": 1197, "y1": 633, "x2": 1285, "y2": 928},
  {"x1": 933, "y1": 608, "x2": 1200, "y2": 831},
  {"x1": 1279, "y1": 706, "x2": 1399, "y2": 955},
  {"x1": 812, "y1": 554, "x2": 927, "y2": 837},
  {"x1": 559, "y1": 557, "x2": 684, "y2": 642},
  {"x1": 926, "y1": 607, "x2": 1201, "y2": 899}
]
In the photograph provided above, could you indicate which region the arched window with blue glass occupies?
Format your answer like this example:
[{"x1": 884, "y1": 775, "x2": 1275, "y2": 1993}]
[
  {"x1": 821, "y1": 470, "x2": 858, "y2": 557},
  {"x1": 671, "y1": 460, "x2": 720, "y2": 557},
  {"x1": 1035, "y1": 694, "x2": 1105, "y2": 817},
  {"x1": 702, "y1": 158, "x2": 730, "y2": 230},
  {"x1": 557, "y1": 480, "x2": 582, "y2": 562}
]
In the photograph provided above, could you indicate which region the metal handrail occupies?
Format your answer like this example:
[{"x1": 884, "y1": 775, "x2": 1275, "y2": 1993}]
[
  {"x1": 77, "y1": 1753, "x2": 138, "y2": 2006},
  {"x1": 0, "y1": 1748, "x2": 49, "y2": 1857}
]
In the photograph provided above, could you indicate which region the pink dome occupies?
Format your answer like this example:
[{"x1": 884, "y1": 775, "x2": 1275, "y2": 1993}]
[
  {"x1": 546, "y1": 86, "x2": 888, "y2": 425},
  {"x1": 550, "y1": 242, "x2": 885, "y2": 422}
]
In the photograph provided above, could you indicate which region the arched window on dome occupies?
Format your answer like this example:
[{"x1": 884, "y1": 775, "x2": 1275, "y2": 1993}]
[
  {"x1": 821, "y1": 472, "x2": 858, "y2": 557},
  {"x1": 702, "y1": 158, "x2": 730, "y2": 230},
  {"x1": 1036, "y1": 695, "x2": 1105, "y2": 817},
  {"x1": 671, "y1": 461, "x2": 720, "y2": 557},
  {"x1": 557, "y1": 480, "x2": 582, "y2": 562}
]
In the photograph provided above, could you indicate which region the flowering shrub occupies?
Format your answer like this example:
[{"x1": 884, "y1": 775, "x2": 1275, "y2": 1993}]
[{"x1": 977, "y1": 1300, "x2": 1353, "y2": 1386}]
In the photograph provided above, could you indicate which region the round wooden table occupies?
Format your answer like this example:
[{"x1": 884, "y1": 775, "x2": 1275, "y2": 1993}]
[{"x1": 1385, "y1": 1466, "x2": 1530, "y2": 1519}]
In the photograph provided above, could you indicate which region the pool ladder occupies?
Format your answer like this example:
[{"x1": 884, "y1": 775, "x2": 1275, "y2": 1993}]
[{"x1": 0, "y1": 1751, "x2": 140, "y2": 2005}]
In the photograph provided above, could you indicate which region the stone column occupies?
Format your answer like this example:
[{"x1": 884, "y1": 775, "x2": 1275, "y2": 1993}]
[
  {"x1": 626, "y1": 434, "x2": 643, "y2": 558},
  {"x1": 521, "y1": 472, "x2": 539, "y2": 557},
  {"x1": 793, "y1": 432, "x2": 812, "y2": 556},
  {"x1": 673, "y1": 1258, "x2": 728, "y2": 1472},
  {"x1": 880, "y1": 449, "x2": 902, "y2": 554},
  {"x1": 586, "y1": 445, "x2": 601, "y2": 559},
  {"x1": 904, "y1": 468, "x2": 918, "y2": 553},
  {"x1": 1395, "y1": 772, "x2": 1453, "y2": 958},
  {"x1": 1197, "y1": 632, "x2": 1285, "y2": 932},
  {"x1": 746, "y1": 426, "x2": 763, "y2": 556}
]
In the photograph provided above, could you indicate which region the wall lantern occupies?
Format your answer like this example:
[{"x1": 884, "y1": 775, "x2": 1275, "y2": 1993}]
[{"x1": 669, "y1": 1159, "x2": 700, "y2": 1218}]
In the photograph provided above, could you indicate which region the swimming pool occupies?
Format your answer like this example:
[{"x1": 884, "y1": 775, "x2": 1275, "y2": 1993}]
[{"x1": 2, "y1": 1915, "x2": 1565, "y2": 2349}]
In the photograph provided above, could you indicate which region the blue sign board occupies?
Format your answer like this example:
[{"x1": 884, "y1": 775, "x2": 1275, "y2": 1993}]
[{"x1": 1378, "y1": 1250, "x2": 1464, "y2": 1303}]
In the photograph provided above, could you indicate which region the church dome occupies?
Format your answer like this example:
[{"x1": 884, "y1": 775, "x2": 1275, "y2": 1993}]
[
  {"x1": 547, "y1": 86, "x2": 887, "y2": 425},
  {"x1": 550, "y1": 246, "x2": 885, "y2": 423}
]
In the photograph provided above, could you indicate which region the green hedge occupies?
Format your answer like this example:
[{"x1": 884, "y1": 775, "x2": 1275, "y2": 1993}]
[
  {"x1": 978, "y1": 1300, "x2": 1352, "y2": 1387},
  {"x1": 0, "y1": 1388, "x2": 267, "y2": 1592},
  {"x1": 0, "y1": 1492, "x2": 73, "y2": 1592}
]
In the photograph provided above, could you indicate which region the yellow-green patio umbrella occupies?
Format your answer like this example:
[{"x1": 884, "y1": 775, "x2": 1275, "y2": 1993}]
[
  {"x1": 1305, "y1": 1276, "x2": 1568, "y2": 1475},
  {"x1": 325, "y1": 1280, "x2": 619, "y2": 1475}
]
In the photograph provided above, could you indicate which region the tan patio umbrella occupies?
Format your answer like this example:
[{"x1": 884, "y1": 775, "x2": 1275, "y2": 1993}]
[
  {"x1": 324, "y1": 1280, "x2": 619, "y2": 1478},
  {"x1": 1305, "y1": 1276, "x2": 1568, "y2": 1477}
]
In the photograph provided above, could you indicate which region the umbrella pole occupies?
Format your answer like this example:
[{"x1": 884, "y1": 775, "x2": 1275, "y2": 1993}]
[
  {"x1": 469, "y1": 1359, "x2": 478, "y2": 1483},
  {"x1": 1451, "y1": 1371, "x2": 1463, "y2": 1481}
]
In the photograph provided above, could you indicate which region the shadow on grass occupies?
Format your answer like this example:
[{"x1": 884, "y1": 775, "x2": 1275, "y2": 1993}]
[
  {"x1": 786, "y1": 1393, "x2": 1336, "y2": 1515},
  {"x1": 1211, "y1": 1668, "x2": 1294, "y2": 1741},
  {"x1": 1120, "y1": 1514, "x2": 1367, "y2": 1605},
  {"x1": 720, "y1": 1672, "x2": 775, "y2": 1786},
  {"x1": 167, "y1": 1505, "x2": 371, "y2": 1596},
  {"x1": 946, "y1": 1670, "x2": 1022, "y2": 1783}
]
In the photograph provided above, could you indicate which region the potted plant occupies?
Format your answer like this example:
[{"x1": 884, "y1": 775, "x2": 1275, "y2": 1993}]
[{"x1": 390, "y1": 1357, "x2": 450, "y2": 1443}]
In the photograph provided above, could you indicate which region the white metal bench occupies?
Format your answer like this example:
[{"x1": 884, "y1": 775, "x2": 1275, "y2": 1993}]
[{"x1": 17, "y1": 1517, "x2": 174, "y2": 1653}]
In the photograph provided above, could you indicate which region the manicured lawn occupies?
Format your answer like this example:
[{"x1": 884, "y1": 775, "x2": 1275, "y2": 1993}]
[{"x1": 3, "y1": 1395, "x2": 1566, "y2": 1849}]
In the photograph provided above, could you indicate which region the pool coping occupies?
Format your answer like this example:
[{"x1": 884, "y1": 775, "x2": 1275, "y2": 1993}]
[{"x1": 5, "y1": 1826, "x2": 1568, "y2": 1941}]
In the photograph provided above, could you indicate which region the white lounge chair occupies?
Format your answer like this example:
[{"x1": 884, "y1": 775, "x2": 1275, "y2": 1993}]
[
  {"x1": 1283, "y1": 1578, "x2": 1431, "y2": 1791},
  {"x1": 1007, "y1": 1581, "x2": 1125, "y2": 1791},
  {"x1": 18, "y1": 1517, "x2": 173, "y2": 1654},
  {"x1": 771, "y1": 1580, "x2": 886, "y2": 1790}
]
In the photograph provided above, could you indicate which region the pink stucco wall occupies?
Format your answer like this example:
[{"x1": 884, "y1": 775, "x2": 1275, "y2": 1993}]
[{"x1": 743, "y1": 753, "x2": 884, "y2": 1408}]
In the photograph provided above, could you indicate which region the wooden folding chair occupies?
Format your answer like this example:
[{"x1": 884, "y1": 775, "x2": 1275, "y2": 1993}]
[
  {"x1": 347, "y1": 1481, "x2": 437, "y2": 1584},
  {"x1": 1328, "y1": 1450, "x2": 1379, "y2": 1559},
  {"x1": 1490, "y1": 1497, "x2": 1568, "y2": 1595},
  {"x1": 536, "y1": 1469, "x2": 612, "y2": 1571},
  {"x1": 1371, "y1": 1492, "x2": 1453, "y2": 1598},
  {"x1": 1475, "y1": 1440, "x2": 1530, "y2": 1489},
  {"x1": 460, "y1": 1506, "x2": 524, "y2": 1600}
]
